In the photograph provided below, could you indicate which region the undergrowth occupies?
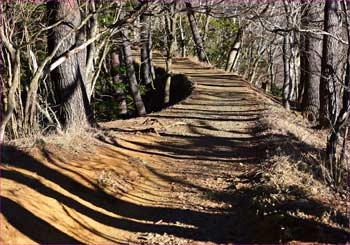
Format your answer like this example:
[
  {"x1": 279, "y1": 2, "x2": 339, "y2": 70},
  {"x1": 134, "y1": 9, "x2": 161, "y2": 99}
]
[{"x1": 250, "y1": 95, "x2": 349, "y2": 234}]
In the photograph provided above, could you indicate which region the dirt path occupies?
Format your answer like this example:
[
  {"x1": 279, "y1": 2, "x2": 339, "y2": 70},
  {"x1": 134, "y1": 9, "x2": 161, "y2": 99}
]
[
  {"x1": 99, "y1": 55, "x2": 269, "y2": 243},
  {"x1": 2, "y1": 55, "x2": 348, "y2": 244}
]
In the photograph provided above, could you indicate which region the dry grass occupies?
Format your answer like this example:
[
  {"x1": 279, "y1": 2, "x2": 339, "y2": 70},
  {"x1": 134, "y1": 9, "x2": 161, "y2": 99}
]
[
  {"x1": 97, "y1": 169, "x2": 135, "y2": 195},
  {"x1": 248, "y1": 92, "x2": 349, "y2": 231},
  {"x1": 5, "y1": 125, "x2": 106, "y2": 154}
]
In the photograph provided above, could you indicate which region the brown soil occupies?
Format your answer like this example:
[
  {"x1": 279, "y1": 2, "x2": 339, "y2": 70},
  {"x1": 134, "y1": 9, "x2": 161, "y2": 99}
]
[{"x1": 1, "y1": 54, "x2": 349, "y2": 244}]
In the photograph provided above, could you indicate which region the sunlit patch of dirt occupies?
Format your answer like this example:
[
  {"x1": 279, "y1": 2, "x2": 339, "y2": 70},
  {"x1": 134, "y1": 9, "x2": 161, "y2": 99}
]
[{"x1": 1, "y1": 142, "x2": 147, "y2": 244}]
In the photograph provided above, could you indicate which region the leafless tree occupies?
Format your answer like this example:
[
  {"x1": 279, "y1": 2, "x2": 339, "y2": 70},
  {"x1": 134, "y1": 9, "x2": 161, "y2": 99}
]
[
  {"x1": 121, "y1": 25, "x2": 147, "y2": 116},
  {"x1": 186, "y1": 1, "x2": 208, "y2": 62},
  {"x1": 47, "y1": 0, "x2": 93, "y2": 129},
  {"x1": 325, "y1": 0, "x2": 350, "y2": 187},
  {"x1": 164, "y1": 2, "x2": 178, "y2": 104},
  {"x1": 320, "y1": 0, "x2": 343, "y2": 128},
  {"x1": 300, "y1": 0, "x2": 323, "y2": 123},
  {"x1": 111, "y1": 49, "x2": 128, "y2": 116},
  {"x1": 140, "y1": 13, "x2": 153, "y2": 85}
]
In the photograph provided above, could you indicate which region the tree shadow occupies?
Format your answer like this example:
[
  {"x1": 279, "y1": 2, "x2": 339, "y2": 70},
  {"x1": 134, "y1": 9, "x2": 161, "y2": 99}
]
[
  {"x1": 1, "y1": 168, "x2": 195, "y2": 237},
  {"x1": 202, "y1": 184, "x2": 349, "y2": 243},
  {"x1": 1, "y1": 195, "x2": 83, "y2": 244},
  {"x1": 259, "y1": 127, "x2": 329, "y2": 183},
  {"x1": 99, "y1": 125, "x2": 349, "y2": 243},
  {"x1": 100, "y1": 108, "x2": 350, "y2": 244},
  {"x1": 102, "y1": 135, "x2": 349, "y2": 243},
  {"x1": 0, "y1": 145, "x2": 255, "y2": 243},
  {"x1": 100, "y1": 134, "x2": 265, "y2": 164},
  {"x1": 3, "y1": 142, "x2": 347, "y2": 243},
  {"x1": 3, "y1": 53, "x2": 348, "y2": 243}
]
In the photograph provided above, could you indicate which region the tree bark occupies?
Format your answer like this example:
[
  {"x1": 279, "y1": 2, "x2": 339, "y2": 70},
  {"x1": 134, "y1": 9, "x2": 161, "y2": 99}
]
[
  {"x1": 47, "y1": 0, "x2": 92, "y2": 130},
  {"x1": 0, "y1": 3, "x2": 2, "y2": 137},
  {"x1": 325, "y1": 0, "x2": 350, "y2": 186},
  {"x1": 225, "y1": 28, "x2": 242, "y2": 72},
  {"x1": 111, "y1": 50, "x2": 128, "y2": 116},
  {"x1": 300, "y1": 1, "x2": 322, "y2": 123},
  {"x1": 140, "y1": 14, "x2": 152, "y2": 85},
  {"x1": 85, "y1": 1, "x2": 98, "y2": 102},
  {"x1": 282, "y1": 33, "x2": 294, "y2": 110},
  {"x1": 202, "y1": 14, "x2": 211, "y2": 44},
  {"x1": 268, "y1": 45, "x2": 276, "y2": 93},
  {"x1": 319, "y1": 0, "x2": 342, "y2": 127},
  {"x1": 164, "y1": 5, "x2": 177, "y2": 105},
  {"x1": 147, "y1": 17, "x2": 156, "y2": 80},
  {"x1": 0, "y1": 50, "x2": 20, "y2": 143},
  {"x1": 291, "y1": 31, "x2": 299, "y2": 102},
  {"x1": 178, "y1": 15, "x2": 186, "y2": 57},
  {"x1": 121, "y1": 27, "x2": 146, "y2": 116},
  {"x1": 186, "y1": 2, "x2": 208, "y2": 63}
]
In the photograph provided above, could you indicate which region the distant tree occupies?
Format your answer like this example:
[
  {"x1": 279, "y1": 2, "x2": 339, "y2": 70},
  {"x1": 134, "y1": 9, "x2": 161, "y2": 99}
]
[
  {"x1": 111, "y1": 49, "x2": 128, "y2": 116},
  {"x1": 121, "y1": 25, "x2": 147, "y2": 116},
  {"x1": 225, "y1": 27, "x2": 243, "y2": 72},
  {"x1": 202, "y1": 2, "x2": 212, "y2": 44},
  {"x1": 147, "y1": 16, "x2": 156, "y2": 81},
  {"x1": 140, "y1": 13, "x2": 153, "y2": 85},
  {"x1": 186, "y1": 2, "x2": 208, "y2": 63},
  {"x1": 178, "y1": 15, "x2": 187, "y2": 57},
  {"x1": 164, "y1": 2, "x2": 178, "y2": 105},
  {"x1": 282, "y1": 33, "x2": 294, "y2": 110},
  {"x1": 0, "y1": 18, "x2": 21, "y2": 140}
]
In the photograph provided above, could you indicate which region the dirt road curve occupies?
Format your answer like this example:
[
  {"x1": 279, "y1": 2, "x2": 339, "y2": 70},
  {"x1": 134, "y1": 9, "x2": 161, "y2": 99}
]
[
  {"x1": 2, "y1": 54, "x2": 347, "y2": 244},
  {"x1": 100, "y1": 54, "x2": 268, "y2": 243}
]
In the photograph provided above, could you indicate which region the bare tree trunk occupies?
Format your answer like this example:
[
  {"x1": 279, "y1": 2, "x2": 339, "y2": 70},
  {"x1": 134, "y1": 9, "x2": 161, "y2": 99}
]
[
  {"x1": 325, "y1": 0, "x2": 350, "y2": 186},
  {"x1": 47, "y1": 0, "x2": 92, "y2": 130},
  {"x1": 282, "y1": 33, "x2": 293, "y2": 110},
  {"x1": 164, "y1": 4, "x2": 177, "y2": 105},
  {"x1": 173, "y1": 31, "x2": 179, "y2": 56},
  {"x1": 0, "y1": 3, "x2": 5, "y2": 143},
  {"x1": 0, "y1": 50, "x2": 20, "y2": 142},
  {"x1": 319, "y1": 0, "x2": 342, "y2": 127},
  {"x1": 225, "y1": 28, "x2": 242, "y2": 72},
  {"x1": 133, "y1": 16, "x2": 141, "y2": 44},
  {"x1": 111, "y1": 50, "x2": 127, "y2": 116},
  {"x1": 140, "y1": 14, "x2": 152, "y2": 85},
  {"x1": 147, "y1": 17, "x2": 156, "y2": 80},
  {"x1": 291, "y1": 31, "x2": 299, "y2": 102},
  {"x1": 300, "y1": 1, "x2": 322, "y2": 123},
  {"x1": 178, "y1": 15, "x2": 186, "y2": 57},
  {"x1": 85, "y1": 1, "x2": 98, "y2": 101},
  {"x1": 0, "y1": 4, "x2": 2, "y2": 138},
  {"x1": 202, "y1": 13, "x2": 211, "y2": 43},
  {"x1": 121, "y1": 27, "x2": 146, "y2": 116},
  {"x1": 186, "y1": 2, "x2": 208, "y2": 63},
  {"x1": 268, "y1": 45, "x2": 276, "y2": 93},
  {"x1": 249, "y1": 49, "x2": 264, "y2": 84}
]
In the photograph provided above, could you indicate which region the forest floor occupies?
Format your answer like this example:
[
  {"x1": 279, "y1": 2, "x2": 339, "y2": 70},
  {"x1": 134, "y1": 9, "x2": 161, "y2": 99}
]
[{"x1": 1, "y1": 54, "x2": 349, "y2": 244}]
